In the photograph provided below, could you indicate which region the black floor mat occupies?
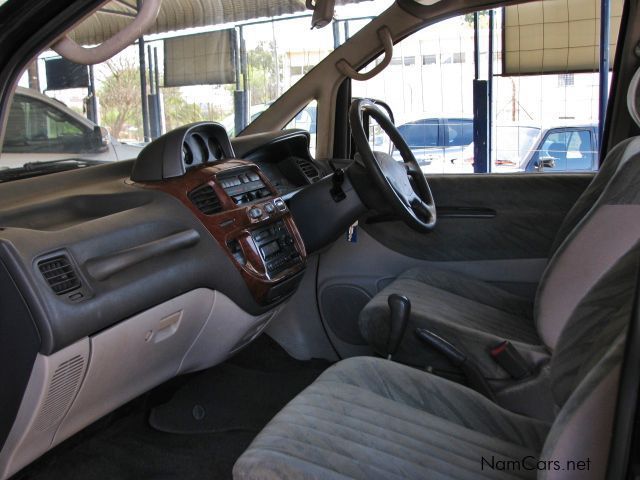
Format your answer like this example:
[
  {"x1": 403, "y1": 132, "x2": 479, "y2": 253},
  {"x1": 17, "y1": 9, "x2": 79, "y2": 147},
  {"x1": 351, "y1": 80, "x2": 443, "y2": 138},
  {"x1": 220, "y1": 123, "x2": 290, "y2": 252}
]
[
  {"x1": 12, "y1": 335, "x2": 331, "y2": 480},
  {"x1": 149, "y1": 362, "x2": 325, "y2": 434}
]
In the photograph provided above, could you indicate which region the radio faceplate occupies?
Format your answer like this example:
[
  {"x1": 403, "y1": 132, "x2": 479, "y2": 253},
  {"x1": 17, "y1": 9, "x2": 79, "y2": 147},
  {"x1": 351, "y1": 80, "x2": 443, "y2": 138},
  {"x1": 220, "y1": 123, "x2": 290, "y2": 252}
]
[{"x1": 251, "y1": 220, "x2": 301, "y2": 278}]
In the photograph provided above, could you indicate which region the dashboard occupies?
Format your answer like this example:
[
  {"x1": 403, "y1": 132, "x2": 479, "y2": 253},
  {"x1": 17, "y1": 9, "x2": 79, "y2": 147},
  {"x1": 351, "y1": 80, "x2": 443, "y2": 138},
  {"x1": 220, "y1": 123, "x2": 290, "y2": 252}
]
[{"x1": 0, "y1": 123, "x2": 333, "y2": 479}]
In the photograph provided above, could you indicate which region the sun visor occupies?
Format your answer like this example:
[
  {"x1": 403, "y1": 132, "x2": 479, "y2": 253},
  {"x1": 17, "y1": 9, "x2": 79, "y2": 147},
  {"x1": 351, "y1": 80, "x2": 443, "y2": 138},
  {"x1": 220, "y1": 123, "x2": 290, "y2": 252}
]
[
  {"x1": 164, "y1": 30, "x2": 236, "y2": 87},
  {"x1": 503, "y1": 0, "x2": 623, "y2": 75}
]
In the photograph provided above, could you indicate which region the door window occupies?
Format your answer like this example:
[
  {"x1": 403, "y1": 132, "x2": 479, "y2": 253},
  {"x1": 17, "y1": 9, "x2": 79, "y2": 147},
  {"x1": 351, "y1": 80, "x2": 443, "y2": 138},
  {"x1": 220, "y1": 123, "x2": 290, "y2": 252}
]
[
  {"x1": 532, "y1": 129, "x2": 595, "y2": 172},
  {"x1": 397, "y1": 121, "x2": 439, "y2": 148},
  {"x1": 446, "y1": 119, "x2": 473, "y2": 147},
  {"x1": 3, "y1": 95, "x2": 90, "y2": 153},
  {"x1": 285, "y1": 100, "x2": 317, "y2": 156},
  {"x1": 351, "y1": 6, "x2": 619, "y2": 174}
]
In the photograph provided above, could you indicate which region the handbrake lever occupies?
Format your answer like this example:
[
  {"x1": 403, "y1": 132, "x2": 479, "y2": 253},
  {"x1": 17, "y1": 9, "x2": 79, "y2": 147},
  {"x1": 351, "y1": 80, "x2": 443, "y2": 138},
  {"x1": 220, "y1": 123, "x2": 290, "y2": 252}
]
[{"x1": 415, "y1": 328, "x2": 496, "y2": 401}]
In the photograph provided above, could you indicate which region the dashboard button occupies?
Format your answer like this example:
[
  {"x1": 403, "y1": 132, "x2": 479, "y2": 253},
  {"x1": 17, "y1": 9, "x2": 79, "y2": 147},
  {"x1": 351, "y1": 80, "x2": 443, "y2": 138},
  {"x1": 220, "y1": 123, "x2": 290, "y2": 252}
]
[
  {"x1": 264, "y1": 202, "x2": 275, "y2": 214},
  {"x1": 249, "y1": 207, "x2": 263, "y2": 219},
  {"x1": 274, "y1": 198, "x2": 286, "y2": 211}
]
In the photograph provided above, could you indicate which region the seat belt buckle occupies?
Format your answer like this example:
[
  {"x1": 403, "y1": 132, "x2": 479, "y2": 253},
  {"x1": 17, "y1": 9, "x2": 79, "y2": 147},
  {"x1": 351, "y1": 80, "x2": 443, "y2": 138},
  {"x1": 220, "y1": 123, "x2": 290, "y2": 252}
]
[{"x1": 489, "y1": 341, "x2": 530, "y2": 380}]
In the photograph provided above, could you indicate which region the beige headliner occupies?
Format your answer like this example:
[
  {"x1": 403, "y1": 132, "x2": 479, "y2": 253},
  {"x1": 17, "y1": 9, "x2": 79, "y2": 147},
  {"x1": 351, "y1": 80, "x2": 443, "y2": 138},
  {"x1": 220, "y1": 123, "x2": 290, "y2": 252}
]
[{"x1": 69, "y1": 0, "x2": 364, "y2": 45}]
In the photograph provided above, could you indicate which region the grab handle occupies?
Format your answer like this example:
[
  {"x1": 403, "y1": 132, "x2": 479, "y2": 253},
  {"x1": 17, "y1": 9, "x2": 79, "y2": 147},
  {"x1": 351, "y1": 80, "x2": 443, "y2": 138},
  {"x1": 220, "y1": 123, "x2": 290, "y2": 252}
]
[
  {"x1": 336, "y1": 27, "x2": 393, "y2": 81},
  {"x1": 51, "y1": 0, "x2": 161, "y2": 65}
]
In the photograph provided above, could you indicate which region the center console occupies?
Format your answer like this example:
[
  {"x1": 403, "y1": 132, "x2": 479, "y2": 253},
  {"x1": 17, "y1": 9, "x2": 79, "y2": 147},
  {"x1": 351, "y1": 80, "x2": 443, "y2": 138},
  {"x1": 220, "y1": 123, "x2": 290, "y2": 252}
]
[
  {"x1": 147, "y1": 162, "x2": 306, "y2": 304},
  {"x1": 251, "y1": 219, "x2": 301, "y2": 278},
  {"x1": 131, "y1": 122, "x2": 307, "y2": 305}
]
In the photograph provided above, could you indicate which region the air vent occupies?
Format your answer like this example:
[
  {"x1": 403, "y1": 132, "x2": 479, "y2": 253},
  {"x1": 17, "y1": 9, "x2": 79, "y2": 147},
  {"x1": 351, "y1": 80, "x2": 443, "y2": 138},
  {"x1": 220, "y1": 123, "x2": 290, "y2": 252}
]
[
  {"x1": 38, "y1": 256, "x2": 81, "y2": 295},
  {"x1": 34, "y1": 355, "x2": 85, "y2": 431},
  {"x1": 189, "y1": 184, "x2": 222, "y2": 215},
  {"x1": 296, "y1": 158, "x2": 320, "y2": 182}
]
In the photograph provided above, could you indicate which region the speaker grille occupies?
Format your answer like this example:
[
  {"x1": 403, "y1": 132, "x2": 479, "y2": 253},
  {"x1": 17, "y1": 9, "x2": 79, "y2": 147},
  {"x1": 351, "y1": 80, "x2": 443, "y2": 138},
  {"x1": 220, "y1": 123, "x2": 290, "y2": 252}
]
[
  {"x1": 34, "y1": 355, "x2": 85, "y2": 431},
  {"x1": 319, "y1": 285, "x2": 371, "y2": 345}
]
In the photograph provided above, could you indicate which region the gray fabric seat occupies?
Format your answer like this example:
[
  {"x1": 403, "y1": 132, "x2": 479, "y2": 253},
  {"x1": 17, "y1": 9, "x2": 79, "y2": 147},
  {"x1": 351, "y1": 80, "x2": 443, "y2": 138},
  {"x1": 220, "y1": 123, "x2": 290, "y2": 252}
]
[
  {"x1": 359, "y1": 265, "x2": 544, "y2": 379},
  {"x1": 235, "y1": 357, "x2": 548, "y2": 480},
  {"x1": 234, "y1": 243, "x2": 637, "y2": 479},
  {"x1": 359, "y1": 137, "x2": 640, "y2": 380}
]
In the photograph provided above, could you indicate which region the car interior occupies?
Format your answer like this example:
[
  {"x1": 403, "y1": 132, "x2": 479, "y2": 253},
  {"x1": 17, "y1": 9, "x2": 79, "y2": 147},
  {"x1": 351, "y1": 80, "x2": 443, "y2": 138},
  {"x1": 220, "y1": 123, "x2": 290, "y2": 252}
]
[{"x1": 1, "y1": 0, "x2": 640, "y2": 479}]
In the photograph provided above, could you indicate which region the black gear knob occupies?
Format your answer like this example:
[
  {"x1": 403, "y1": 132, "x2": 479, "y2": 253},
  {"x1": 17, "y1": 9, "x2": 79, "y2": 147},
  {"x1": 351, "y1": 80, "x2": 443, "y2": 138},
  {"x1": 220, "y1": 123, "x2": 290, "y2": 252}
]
[{"x1": 386, "y1": 294, "x2": 411, "y2": 360}]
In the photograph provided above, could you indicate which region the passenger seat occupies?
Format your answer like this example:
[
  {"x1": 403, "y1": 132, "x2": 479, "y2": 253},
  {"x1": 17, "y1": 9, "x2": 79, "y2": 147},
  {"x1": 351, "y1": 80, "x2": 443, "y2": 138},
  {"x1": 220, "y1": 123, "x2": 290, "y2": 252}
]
[{"x1": 233, "y1": 242, "x2": 636, "y2": 479}]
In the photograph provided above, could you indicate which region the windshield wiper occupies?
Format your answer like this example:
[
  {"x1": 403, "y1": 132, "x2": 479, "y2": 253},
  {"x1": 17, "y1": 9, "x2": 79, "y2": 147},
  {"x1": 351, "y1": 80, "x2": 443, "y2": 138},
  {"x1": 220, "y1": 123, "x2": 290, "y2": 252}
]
[{"x1": 0, "y1": 158, "x2": 109, "y2": 183}]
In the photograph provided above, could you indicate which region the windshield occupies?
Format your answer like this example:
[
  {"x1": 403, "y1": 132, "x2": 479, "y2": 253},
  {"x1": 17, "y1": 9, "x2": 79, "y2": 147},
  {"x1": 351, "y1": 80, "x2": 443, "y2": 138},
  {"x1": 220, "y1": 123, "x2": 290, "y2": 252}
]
[{"x1": 0, "y1": 0, "x2": 392, "y2": 172}]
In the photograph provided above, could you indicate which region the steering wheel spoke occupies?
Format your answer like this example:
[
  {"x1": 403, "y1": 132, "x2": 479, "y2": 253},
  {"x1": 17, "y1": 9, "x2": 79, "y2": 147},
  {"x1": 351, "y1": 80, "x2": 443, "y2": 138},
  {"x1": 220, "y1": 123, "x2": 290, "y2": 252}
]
[
  {"x1": 411, "y1": 198, "x2": 435, "y2": 221},
  {"x1": 404, "y1": 162, "x2": 423, "y2": 177}
]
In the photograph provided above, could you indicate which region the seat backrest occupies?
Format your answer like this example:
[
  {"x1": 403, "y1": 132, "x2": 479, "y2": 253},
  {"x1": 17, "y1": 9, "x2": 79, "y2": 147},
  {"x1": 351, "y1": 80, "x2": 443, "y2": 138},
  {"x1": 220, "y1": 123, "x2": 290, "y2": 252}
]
[
  {"x1": 547, "y1": 137, "x2": 637, "y2": 256},
  {"x1": 547, "y1": 65, "x2": 640, "y2": 257},
  {"x1": 536, "y1": 68, "x2": 640, "y2": 479},
  {"x1": 534, "y1": 138, "x2": 640, "y2": 349},
  {"x1": 541, "y1": 333, "x2": 627, "y2": 479},
  {"x1": 539, "y1": 245, "x2": 638, "y2": 479}
]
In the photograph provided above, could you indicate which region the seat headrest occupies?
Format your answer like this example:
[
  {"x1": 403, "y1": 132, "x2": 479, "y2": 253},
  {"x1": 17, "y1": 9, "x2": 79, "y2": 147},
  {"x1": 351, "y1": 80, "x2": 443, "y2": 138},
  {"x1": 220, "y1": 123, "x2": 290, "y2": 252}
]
[{"x1": 627, "y1": 66, "x2": 640, "y2": 128}]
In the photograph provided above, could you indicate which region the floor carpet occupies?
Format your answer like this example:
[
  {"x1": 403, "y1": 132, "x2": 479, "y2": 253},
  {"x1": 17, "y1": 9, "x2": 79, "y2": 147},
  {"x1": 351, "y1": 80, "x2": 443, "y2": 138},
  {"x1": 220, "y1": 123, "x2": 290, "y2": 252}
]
[{"x1": 12, "y1": 335, "x2": 331, "y2": 480}]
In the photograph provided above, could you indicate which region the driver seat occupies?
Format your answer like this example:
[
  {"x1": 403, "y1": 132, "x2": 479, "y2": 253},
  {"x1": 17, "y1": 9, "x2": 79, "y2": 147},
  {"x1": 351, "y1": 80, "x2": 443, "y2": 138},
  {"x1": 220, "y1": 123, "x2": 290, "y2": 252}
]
[{"x1": 359, "y1": 136, "x2": 640, "y2": 390}]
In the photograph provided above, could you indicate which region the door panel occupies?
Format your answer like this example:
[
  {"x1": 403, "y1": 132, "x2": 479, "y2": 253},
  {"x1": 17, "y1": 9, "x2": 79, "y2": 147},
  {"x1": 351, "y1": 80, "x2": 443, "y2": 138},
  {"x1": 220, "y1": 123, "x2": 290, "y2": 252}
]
[
  {"x1": 316, "y1": 228, "x2": 548, "y2": 358},
  {"x1": 362, "y1": 173, "x2": 593, "y2": 261}
]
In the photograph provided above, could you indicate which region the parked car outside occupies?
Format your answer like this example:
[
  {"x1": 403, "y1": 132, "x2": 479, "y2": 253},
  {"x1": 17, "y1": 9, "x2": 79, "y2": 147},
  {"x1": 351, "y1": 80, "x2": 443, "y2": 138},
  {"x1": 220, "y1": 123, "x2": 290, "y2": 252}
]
[
  {"x1": 521, "y1": 124, "x2": 598, "y2": 172},
  {"x1": 224, "y1": 103, "x2": 317, "y2": 137},
  {"x1": 392, "y1": 117, "x2": 474, "y2": 173},
  {"x1": 0, "y1": 87, "x2": 143, "y2": 169},
  {"x1": 461, "y1": 123, "x2": 598, "y2": 173}
]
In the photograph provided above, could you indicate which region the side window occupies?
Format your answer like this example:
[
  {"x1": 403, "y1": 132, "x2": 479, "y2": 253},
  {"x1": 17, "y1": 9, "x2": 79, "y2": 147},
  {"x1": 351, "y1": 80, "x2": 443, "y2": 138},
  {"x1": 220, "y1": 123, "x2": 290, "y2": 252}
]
[
  {"x1": 567, "y1": 130, "x2": 596, "y2": 171},
  {"x1": 3, "y1": 95, "x2": 90, "y2": 153},
  {"x1": 397, "y1": 121, "x2": 439, "y2": 148},
  {"x1": 285, "y1": 100, "x2": 317, "y2": 156},
  {"x1": 530, "y1": 129, "x2": 595, "y2": 172},
  {"x1": 351, "y1": 6, "x2": 620, "y2": 174},
  {"x1": 287, "y1": 102, "x2": 317, "y2": 134},
  {"x1": 446, "y1": 119, "x2": 473, "y2": 147}
]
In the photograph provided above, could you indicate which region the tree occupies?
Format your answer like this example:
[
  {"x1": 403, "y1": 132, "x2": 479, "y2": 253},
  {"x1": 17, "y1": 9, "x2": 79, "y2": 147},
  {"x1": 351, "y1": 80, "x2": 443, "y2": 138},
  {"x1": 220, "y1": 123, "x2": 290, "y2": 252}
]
[
  {"x1": 98, "y1": 58, "x2": 221, "y2": 139},
  {"x1": 98, "y1": 58, "x2": 142, "y2": 140},
  {"x1": 247, "y1": 41, "x2": 278, "y2": 106},
  {"x1": 162, "y1": 87, "x2": 204, "y2": 131},
  {"x1": 464, "y1": 11, "x2": 489, "y2": 27}
]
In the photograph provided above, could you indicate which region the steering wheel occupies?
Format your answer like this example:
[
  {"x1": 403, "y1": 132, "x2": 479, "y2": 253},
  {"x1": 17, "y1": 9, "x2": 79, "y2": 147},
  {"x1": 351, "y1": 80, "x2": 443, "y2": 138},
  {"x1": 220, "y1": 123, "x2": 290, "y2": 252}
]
[{"x1": 349, "y1": 99, "x2": 437, "y2": 232}]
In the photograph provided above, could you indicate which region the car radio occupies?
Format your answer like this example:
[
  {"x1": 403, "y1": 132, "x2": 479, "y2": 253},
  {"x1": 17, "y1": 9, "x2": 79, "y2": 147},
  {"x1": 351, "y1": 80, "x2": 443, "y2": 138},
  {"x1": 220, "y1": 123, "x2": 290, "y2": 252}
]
[{"x1": 250, "y1": 220, "x2": 301, "y2": 277}]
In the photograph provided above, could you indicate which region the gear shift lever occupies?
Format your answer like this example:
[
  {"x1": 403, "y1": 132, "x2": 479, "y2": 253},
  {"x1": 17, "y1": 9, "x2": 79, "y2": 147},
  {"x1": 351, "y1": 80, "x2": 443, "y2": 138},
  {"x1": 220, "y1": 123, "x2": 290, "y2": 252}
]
[{"x1": 386, "y1": 294, "x2": 411, "y2": 360}]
